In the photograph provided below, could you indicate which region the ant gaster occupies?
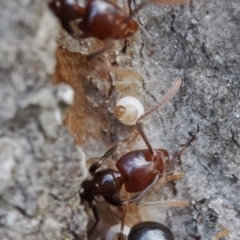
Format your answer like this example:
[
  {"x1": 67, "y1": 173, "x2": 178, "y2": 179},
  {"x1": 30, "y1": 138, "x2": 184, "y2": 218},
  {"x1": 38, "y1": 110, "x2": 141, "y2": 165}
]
[
  {"x1": 127, "y1": 221, "x2": 174, "y2": 240},
  {"x1": 107, "y1": 222, "x2": 230, "y2": 240},
  {"x1": 105, "y1": 221, "x2": 175, "y2": 240},
  {"x1": 49, "y1": 0, "x2": 188, "y2": 57},
  {"x1": 80, "y1": 77, "x2": 196, "y2": 235}
]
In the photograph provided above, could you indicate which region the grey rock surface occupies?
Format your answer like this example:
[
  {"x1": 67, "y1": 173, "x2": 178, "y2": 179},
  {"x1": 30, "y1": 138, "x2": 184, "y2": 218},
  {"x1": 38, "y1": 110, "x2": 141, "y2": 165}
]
[
  {"x1": 0, "y1": 1, "x2": 87, "y2": 240},
  {"x1": 0, "y1": 0, "x2": 239, "y2": 240}
]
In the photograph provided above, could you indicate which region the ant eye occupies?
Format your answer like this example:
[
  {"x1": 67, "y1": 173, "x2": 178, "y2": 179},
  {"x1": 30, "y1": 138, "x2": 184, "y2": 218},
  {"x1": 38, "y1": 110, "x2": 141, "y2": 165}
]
[{"x1": 114, "y1": 96, "x2": 144, "y2": 126}]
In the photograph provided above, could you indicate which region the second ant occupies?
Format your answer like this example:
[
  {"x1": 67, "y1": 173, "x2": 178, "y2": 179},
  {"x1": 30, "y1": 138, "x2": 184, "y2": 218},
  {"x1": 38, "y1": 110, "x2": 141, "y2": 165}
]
[
  {"x1": 49, "y1": 0, "x2": 188, "y2": 58},
  {"x1": 80, "y1": 77, "x2": 197, "y2": 237}
]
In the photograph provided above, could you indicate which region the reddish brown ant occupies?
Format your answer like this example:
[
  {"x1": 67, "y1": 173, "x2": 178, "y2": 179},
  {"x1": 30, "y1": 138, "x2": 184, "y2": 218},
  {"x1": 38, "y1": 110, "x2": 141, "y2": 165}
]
[
  {"x1": 49, "y1": 0, "x2": 188, "y2": 58},
  {"x1": 80, "y1": 77, "x2": 197, "y2": 236}
]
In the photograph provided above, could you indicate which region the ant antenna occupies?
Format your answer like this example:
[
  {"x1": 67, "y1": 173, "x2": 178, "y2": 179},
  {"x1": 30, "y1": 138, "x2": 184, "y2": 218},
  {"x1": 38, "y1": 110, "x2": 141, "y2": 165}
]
[
  {"x1": 136, "y1": 77, "x2": 182, "y2": 155},
  {"x1": 213, "y1": 229, "x2": 230, "y2": 240}
]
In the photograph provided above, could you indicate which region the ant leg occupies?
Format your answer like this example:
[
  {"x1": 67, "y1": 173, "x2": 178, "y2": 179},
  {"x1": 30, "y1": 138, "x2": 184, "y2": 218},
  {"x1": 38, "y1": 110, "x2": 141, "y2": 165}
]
[
  {"x1": 60, "y1": 20, "x2": 88, "y2": 39},
  {"x1": 94, "y1": 60, "x2": 141, "y2": 80},
  {"x1": 213, "y1": 230, "x2": 230, "y2": 240},
  {"x1": 124, "y1": 173, "x2": 184, "y2": 205},
  {"x1": 118, "y1": 233, "x2": 125, "y2": 240},
  {"x1": 106, "y1": 224, "x2": 129, "y2": 240},
  {"x1": 164, "y1": 125, "x2": 200, "y2": 172},
  {"x1": 61, "y1": 20, "x2": 79, "y2": 38},
  {"x1": 173, "y1": 125, "x2": 199, "y2": 159},
  {"x1": 118, "y1": 191, "x2": 129, "y2": 240},
  {"x1": 128, "y1": 175, "x2": 188, "y2": 208},
  {"x1": 87, "y1": 41, "x2": 114, "y2": 60},
  {"x1": 135, "y1": 77, "x2": 182, "y2": 155},
  {"x1": 127, "y1": 0, "x2": 133, "y2": 15},
  {"x1": 89, "y1": 130, "x2": 138, "y2": 175},
  {"x1": 118, "y1": 205, "x2": 128, "y2": 240},
  {"x1": 89, "y1": 145, "x2": 119, "y2": 175},
  {"x1": 154, "y1": 173, "x2": 184, "y2": 188},
  {"x1": 87, "y1": 201, "x2": 100, "y2": 237},
  {"x1": 104, "y1": 174, "x2": 182, "y2": 206},
  {"x1": 104, "y1": 193, "x2": 129, "y2": 240},
  {"x1": 124, "y1": 174, "x2": 160, "y2": 205},
  {"x1": 104, "y1": 173, "x2": 185, "y2": 207},
  {"x1": 104, "y1": 174, "x2": 184, "y2": 208},
  {"x1": 138, "y1": 200, "x2": 188, "y2": 207}
]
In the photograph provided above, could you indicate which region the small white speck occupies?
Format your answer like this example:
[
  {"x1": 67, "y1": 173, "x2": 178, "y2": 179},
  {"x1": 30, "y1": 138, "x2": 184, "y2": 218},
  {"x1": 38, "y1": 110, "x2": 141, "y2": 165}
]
[
  {"x1": 54, "y1": 109, "x2": 62, "y2": 124},
  {"x1": 57, "y1": 84, "x2": 74, "y2": 105}
]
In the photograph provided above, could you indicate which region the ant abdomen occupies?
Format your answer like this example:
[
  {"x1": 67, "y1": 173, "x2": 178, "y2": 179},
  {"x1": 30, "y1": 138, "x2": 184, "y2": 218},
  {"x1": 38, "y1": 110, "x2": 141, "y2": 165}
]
[
  {"x1": 114, "y1": 96, "x2": 145, "y2": 126},
  {"x1": 128, "y1": 221, "x2": 174, "y2": 240},
  {"x1": 116, "y1": 149, "x2": 167, "y2": 192}
]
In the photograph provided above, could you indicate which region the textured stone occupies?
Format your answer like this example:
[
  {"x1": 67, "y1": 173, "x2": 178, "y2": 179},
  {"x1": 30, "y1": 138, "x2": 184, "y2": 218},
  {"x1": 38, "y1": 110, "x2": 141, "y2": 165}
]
[
  {"x1": 0, "y1": 1, "x2": 87, "y2": 240},
  {"x1": 1, "y1": 0, "x2": 239, "y2": 239},
  {"x1": 55, "y1": 0, "x2": 239, "y2": 239}
]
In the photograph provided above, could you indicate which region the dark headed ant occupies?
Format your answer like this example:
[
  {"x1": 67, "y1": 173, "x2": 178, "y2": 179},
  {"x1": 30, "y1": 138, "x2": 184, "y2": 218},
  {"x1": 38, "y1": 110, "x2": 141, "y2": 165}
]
[
  {"x1": 49, "y1": 0, "x2": 188, "y2": 58},
  {"x1": 80, "y1": 77, "x2": 197, "y2": 236},
  {"x1": 106, "y1": 221, "x2": 230, "y2": 240},
  {"x1": 125, "y1": 222, "x2": 230, "y2": 240}
]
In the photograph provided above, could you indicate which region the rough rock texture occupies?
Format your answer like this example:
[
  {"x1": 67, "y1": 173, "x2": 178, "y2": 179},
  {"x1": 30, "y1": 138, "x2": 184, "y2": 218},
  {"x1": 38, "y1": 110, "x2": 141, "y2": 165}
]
[
  {"x1": 0, "y1": 1, "x2": 87, "y2": 240},
  {"x1": 0, "y1": 0, "x2": 239, "y2": 240}
]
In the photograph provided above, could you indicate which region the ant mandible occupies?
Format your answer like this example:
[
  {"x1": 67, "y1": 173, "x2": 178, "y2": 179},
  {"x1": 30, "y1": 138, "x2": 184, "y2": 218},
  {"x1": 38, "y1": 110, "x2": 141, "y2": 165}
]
[
  {"x1": 80, "y1": 77, "x2": 196, "y2": 236},
  {"x1": 49, "y1": 0, "x2": 188, "y2": 58}
]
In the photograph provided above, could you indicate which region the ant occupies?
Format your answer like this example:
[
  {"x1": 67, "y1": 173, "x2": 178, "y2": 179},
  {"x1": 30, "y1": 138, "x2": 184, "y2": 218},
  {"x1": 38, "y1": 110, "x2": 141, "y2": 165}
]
[
  {"x1": 106, "y1": 221, "x2": 230, "y2": 240},
  {"x1": 49, "y1": 0, "x2": 188, "y2": 58},
  {"x1": 80, "y1": 77, "x2": 197, "y2": 236}
]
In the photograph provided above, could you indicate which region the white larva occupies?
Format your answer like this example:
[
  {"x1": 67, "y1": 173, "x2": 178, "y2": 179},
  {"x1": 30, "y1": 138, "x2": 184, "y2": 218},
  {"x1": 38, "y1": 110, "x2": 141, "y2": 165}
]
[
  {"x1": 114, "y1": 96, "x2": 144, "y2": 126},
  {"x1": 105, "y1": 223, "x2": 130, "y2": 240}
]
